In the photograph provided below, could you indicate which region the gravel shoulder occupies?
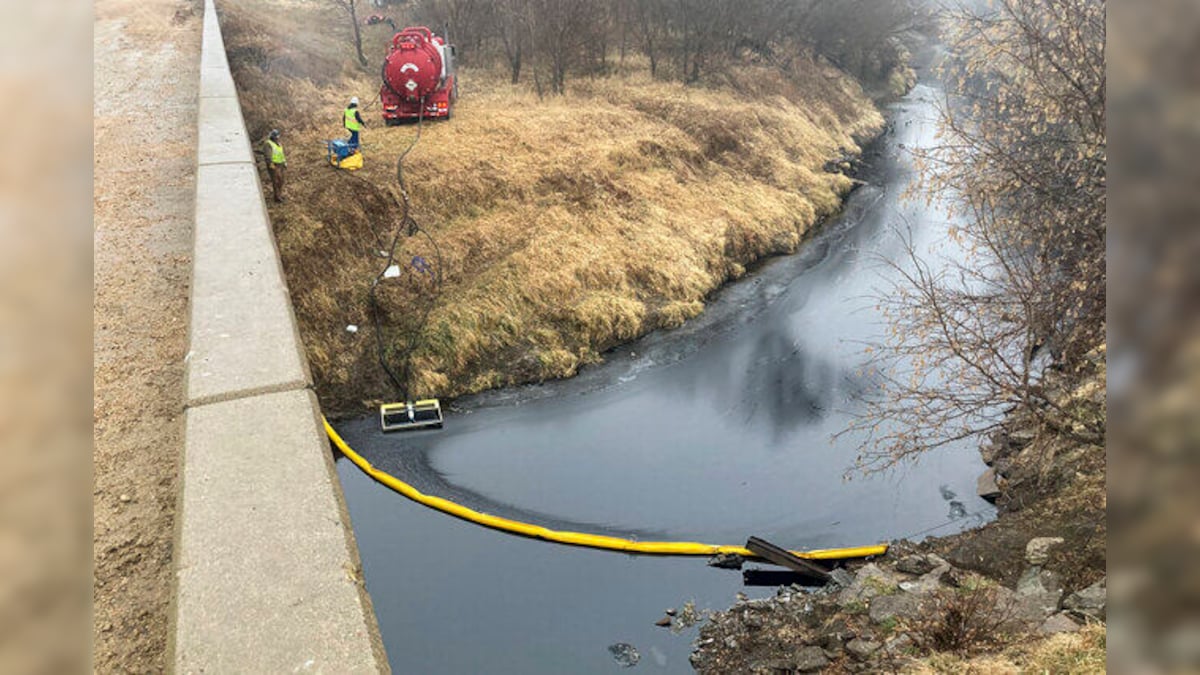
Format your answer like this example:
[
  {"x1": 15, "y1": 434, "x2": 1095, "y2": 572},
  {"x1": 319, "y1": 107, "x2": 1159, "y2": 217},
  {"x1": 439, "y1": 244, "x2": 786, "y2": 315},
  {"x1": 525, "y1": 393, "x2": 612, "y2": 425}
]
[{"x1": 93, "y1": 0, "x2": 201, "y2": 669}]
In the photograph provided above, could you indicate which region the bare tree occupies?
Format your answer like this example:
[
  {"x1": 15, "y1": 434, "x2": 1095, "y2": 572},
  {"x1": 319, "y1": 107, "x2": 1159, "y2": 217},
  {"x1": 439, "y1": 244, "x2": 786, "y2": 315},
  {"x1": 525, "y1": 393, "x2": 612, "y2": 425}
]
[
  {"x1": 852, "y1": 0, "x2": 1106, "y2": 471},
  {"x1": 418, "y1": 0, "x2": 494, "y2": 60},
  {"x1": 494, "y1": 0, "x2": 527, "y2": 83},
  {"x1": 522, "y1": 0, "x2": 604, "y2": 95},
  {"x1": 402, "y1": 0, "x2": 933, "y2": 91},
  {"x1": 799, "y1": 0, "x2": 925, "y2": 83},
  {"x1": 331, "y1": 0, "x2": 370, "y2": 67},
  {"x1": 631, "y1": 0, "x2": 671, "y2": 77}
]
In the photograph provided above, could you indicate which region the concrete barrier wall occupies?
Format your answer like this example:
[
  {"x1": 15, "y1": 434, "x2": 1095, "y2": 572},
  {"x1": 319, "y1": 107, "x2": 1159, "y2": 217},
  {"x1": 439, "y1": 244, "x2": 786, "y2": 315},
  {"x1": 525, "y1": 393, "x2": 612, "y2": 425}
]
[{"x1": 171, "y1": 0, "x2": 388, "y2": 670}]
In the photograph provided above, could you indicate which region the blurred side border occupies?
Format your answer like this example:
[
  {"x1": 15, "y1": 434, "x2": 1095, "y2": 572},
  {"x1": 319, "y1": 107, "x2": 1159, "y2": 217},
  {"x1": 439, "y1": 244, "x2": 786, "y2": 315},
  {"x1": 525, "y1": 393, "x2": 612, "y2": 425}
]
[{"x1": 1108, "y1": 0, "x2": 1200, "y2": 669}]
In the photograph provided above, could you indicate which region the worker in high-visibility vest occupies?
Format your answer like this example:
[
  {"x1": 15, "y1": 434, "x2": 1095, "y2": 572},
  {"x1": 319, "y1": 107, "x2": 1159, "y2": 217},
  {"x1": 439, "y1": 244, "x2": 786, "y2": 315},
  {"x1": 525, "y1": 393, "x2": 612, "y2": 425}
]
[
  {"x1": 344, "y1": 96, "x2": 366, "y2": 149},
  {"x1": 262, "y1": 129, "x2": 286, "y2": 203}
]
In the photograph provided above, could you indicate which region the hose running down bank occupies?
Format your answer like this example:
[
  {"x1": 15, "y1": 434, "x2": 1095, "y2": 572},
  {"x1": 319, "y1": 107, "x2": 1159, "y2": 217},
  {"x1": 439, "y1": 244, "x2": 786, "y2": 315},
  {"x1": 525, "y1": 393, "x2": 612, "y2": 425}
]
[{"x1": 325, "y1": 418, "x2": 889, "y2": 561}]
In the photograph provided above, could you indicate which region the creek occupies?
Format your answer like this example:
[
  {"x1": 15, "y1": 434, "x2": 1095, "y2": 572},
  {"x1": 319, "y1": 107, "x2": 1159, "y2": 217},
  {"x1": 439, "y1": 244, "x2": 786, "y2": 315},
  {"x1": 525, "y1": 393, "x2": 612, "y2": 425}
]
[{"x1": 334, "y1": 78, "x2": 995, "y2": 673}]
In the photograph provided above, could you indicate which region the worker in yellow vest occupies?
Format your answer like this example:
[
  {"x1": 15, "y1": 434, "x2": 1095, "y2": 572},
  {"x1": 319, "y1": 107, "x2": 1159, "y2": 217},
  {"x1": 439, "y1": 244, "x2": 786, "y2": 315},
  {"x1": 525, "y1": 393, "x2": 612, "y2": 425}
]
[
  {"x1": 262, "y1": 129, "x2": 286, "y2": 203},
  {"x1": 344, "y1": 97, "x2": 366, "y2": 149}
]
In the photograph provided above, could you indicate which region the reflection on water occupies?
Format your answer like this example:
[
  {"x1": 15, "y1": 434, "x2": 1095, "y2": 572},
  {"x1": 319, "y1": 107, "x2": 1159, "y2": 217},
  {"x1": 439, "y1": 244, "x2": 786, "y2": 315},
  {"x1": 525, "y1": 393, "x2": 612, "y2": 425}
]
[{"x1": 336, "y1": 83, "x2": 997, "y2": 674}]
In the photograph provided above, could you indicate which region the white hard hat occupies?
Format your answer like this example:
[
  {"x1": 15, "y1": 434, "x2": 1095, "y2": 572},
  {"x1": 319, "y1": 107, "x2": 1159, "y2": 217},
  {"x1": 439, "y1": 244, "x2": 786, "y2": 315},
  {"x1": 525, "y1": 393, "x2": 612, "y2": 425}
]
[{"x1": 350, "y1": 96, "x2": 360, "y2": 106}]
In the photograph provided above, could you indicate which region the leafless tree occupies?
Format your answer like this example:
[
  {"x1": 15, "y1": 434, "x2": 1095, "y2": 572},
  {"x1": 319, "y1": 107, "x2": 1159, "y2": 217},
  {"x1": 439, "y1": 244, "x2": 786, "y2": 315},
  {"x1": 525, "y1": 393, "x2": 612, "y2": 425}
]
[
  {"x1": 494, "y1": 0, "x2": 527, "y2": 83},
  {"x1": 417, "y1": 0, "x2": 493, "y2": 59},
  {"x1": 520, "y1": 0, "x2": 605, "y2": 95},
  {"x1": 631, "y1": 0, "x2": 672, "y2": 77},
  {"x1": 851, "y1": 0, "x2": 1106, "y2": 471},
  {"x1": 408, "y1": 0, "x2": 930, "y2": 90},
  {"x1": 331, "y1": 0, "x2": 370, "y2": 67}
]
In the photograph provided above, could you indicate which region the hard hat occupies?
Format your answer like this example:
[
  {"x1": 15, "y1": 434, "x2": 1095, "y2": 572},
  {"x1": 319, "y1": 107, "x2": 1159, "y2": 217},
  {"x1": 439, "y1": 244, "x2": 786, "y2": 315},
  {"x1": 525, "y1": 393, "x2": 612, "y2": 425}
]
[
  {"x1": 269, "y1": 129, "x2": 280, "y2": 139},
  {"x1": 350, "y1": 96, "x2": 360, "y2": 106}
]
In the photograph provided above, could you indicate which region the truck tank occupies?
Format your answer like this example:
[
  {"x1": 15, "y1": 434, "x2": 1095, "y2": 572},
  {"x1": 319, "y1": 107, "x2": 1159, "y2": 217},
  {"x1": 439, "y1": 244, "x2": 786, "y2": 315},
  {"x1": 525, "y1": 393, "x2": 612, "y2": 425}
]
[{"x1": 380, "y1": 26, "x2": 456, "y2": 124}]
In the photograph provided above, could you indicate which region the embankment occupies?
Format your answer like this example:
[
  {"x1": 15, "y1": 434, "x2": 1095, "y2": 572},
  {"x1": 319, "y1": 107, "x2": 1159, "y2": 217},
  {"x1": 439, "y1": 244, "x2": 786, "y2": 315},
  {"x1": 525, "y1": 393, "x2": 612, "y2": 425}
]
[{"x1": 218, "y1": 0, "x2": 884, "y2": 413}]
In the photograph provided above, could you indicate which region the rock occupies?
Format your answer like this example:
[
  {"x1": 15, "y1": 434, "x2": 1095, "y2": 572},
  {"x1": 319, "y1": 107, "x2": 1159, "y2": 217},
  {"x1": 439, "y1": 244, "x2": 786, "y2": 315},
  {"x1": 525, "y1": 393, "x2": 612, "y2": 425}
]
[
  {"x1": 1017, "y1": 567, "x2": 1063, "y2": 597},
  {"x1": 941, "y1": 567, "x2": 965, "y2": 588},
  {"x1": 885, "y1": 633, "x2": 914, "y2": 653},
  {"x1": 654, "y1": 616, "x2": 672, "y2": 627},
  {"x1": 829, "y1": 568, "x2": 855, "y2": 588},
  {"x1": 977, "y1": 468, "x2": 1002, "y2": 501},
  {"x1": 1039, "y1": 613, "x2": 1081, "y2": 634},
  {"x1": 607, "y1": 643, "x2": 640, "y2": 668},
  {"x1": 869, "y1": 594, "x2": 923, "y2": 624},
  {"x1": 708, "y1": 553, "x2": 745, "y2": 570},
  {"x1": 898, "y1": 558, "x2": 951, "y2": 594},
  {"x1": 119, "y1": 494, "x2": 132, "y2": 503},
  {"x1": 664, "y1": 608, "x2": 677, "y2": 616},
  {"x1": 1008, "y1": 427, "x2": 1036, "y2": 448},
  {"x1": 979, "y1": 441, "x2": 1001, "y2": 466},
  {"x1": 989, "y1": 585, "x2": 1035, "y2": 629},
  {"x1": 845, "y1": 638, "x2": 882, "y2": 661},
  {"x1": 1025, "y1": 537, "x2": 1065, "y2": 565},
  {"x1": 837, "y1": 564, "x2": 901, "y2": 604},
  {"x1": 1014, "y1": 567, "x2": 1064, "y2": 621},
  {"x1": 821, "y1": 617, "x2": 855, "y2": 647},
  {"x1": 794, "y1": 646, "x2": 829, "y2": 672},
  {"x1": 1063, "y1": 578, "x2": 1106, "y2": 620},
  {"x1": 895, "y1": 555, "x2": 935, "y2": 576},
  {"x1": 826, "y1": 616, "x2": 854, "y2": 633},
  {"x1": 992, "y1": 457, "x2": 1014, "y2": 477},
  {"x1": 821, "y1": 635, "x2": 845, "y2": 654}
]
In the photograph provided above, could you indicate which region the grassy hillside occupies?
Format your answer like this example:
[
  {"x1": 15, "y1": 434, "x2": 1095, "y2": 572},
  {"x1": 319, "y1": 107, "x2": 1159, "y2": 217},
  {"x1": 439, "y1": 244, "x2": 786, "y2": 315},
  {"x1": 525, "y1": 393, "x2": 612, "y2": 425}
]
[{"x1": 220, "y1": 0, "x2": 883, "y2": 412}]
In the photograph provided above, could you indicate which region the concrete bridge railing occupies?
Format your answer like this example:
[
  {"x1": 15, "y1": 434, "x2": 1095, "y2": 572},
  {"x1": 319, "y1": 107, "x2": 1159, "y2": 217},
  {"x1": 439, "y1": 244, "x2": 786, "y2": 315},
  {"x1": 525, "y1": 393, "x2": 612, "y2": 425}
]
[{"x1": 170, "y1": 0, "x2": 387, "y2": 670}]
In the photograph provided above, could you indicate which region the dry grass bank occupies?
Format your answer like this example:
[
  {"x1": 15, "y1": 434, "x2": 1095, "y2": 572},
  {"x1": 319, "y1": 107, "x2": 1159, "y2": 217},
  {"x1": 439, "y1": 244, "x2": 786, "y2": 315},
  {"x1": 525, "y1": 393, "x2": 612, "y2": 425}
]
[
  {"x1": 220, "y1": 0, "x2": 883, "y2": 412},
  {"x1": 909, "y1": 624, "x2": 1106, "y2": 674}
]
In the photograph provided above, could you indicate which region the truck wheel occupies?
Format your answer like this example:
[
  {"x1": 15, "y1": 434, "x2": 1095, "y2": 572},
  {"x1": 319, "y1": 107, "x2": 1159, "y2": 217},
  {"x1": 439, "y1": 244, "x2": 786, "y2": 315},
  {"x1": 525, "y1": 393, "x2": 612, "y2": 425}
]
[{"x1": 385, "y1": 117, "x2": 400, "y2": 127}]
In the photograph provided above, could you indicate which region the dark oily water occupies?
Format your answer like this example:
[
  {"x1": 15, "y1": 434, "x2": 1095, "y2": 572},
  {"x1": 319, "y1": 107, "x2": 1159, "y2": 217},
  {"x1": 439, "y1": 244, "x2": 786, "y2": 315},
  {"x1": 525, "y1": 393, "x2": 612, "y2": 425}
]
[{"x1": 335, "y1": 82, "x2": 996, "y2": 673}]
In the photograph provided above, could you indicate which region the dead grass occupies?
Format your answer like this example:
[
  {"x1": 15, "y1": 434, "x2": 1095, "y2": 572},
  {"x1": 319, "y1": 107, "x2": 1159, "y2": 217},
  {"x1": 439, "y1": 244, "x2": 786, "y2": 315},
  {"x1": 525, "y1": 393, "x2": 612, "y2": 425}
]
[
  {"x1": 909, "y1": 585, "x2": 1016, "y2": 655},
  {"x1": 221, "y1": 0, "x2": 884, "y2": 411},
  {"x1": 907, "y1": 624, "x2": 1106, "y2": 674}
]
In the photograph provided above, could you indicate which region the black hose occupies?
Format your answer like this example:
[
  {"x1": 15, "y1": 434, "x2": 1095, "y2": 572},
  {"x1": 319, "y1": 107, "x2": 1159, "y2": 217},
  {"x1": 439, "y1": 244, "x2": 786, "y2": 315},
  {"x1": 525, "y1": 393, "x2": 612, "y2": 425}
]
[{"x1": 367, "y1": 96, "x2": 442, "y2": 402}]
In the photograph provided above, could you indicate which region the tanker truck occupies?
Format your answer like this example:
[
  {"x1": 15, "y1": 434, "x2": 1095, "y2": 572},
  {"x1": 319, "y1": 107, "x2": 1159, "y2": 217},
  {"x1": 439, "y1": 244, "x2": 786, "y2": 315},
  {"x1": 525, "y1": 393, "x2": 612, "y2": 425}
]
[{"x1": 380, "y1": 26, "x2": 457, "y2": 124}]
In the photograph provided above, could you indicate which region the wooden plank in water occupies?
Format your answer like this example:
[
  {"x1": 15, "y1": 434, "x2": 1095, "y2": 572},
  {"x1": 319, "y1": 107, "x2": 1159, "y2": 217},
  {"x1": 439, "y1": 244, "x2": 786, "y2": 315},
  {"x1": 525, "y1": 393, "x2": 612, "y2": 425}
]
[{"x1": 745, "y1": 536, "x2": 831, "y2": 582}]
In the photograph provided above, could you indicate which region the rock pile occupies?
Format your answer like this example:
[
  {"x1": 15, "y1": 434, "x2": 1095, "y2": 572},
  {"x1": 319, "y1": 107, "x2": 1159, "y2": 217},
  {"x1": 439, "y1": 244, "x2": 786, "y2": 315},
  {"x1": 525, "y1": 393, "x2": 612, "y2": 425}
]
[{"x1": 689, "y1": 540, "x2": 1106, "y2": 673}]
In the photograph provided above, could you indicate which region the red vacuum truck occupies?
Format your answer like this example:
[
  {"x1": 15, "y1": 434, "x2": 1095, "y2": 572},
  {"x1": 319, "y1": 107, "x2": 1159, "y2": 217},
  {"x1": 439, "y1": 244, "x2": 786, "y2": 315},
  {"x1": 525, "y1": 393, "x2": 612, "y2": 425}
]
[{"x1": 380, "y1": 26, "x2": 457, "y2": 124}]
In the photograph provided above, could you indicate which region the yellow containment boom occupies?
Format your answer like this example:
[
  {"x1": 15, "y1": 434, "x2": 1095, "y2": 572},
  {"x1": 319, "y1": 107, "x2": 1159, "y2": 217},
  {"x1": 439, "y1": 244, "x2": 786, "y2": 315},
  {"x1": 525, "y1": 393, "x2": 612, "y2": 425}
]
[{"x1": 325, "y1": 417, "x2": 889, "y2": 561}]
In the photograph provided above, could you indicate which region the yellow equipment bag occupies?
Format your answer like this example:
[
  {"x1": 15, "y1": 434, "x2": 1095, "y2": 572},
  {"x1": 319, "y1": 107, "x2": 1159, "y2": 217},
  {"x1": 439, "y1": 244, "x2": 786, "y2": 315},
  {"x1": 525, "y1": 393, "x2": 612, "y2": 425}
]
[{"x1": 334, "y1": 151, "x2": 363, "y2": 171}]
